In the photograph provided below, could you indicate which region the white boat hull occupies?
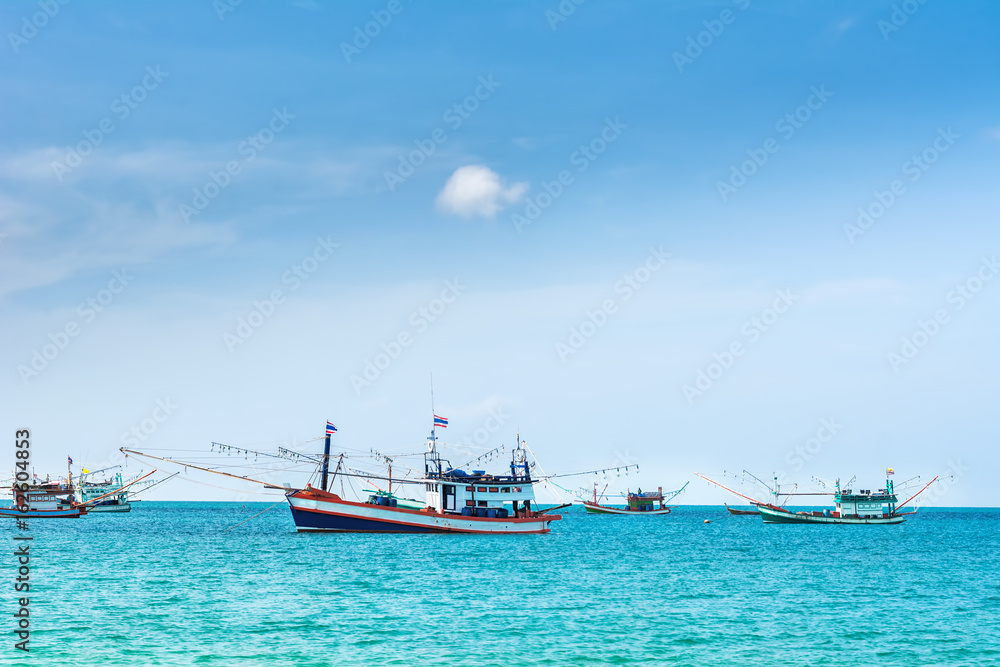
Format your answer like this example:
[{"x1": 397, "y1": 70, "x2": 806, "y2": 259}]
[{"x1": 287, "y1": 488, "x2": 558, "y2": 534}]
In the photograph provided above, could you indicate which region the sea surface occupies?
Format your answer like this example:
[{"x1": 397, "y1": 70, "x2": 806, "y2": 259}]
[{"x1": 6, "y1": 503, "x2": 1000, "y2": 666}]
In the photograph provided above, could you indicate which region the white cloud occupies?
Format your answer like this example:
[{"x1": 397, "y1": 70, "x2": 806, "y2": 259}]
[{"x1": 435, "y1": 165, "x2": 527, "y2": 218}]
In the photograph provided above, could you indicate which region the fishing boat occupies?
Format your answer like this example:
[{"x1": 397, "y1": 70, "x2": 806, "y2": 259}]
[
  {"x1": 725, "y1": 503, "x2": 759, "y2": 516},
  {"x1": 582, "y1": 482, "x2": 687, "y2": 515},
  {"x1": 78, "y1": 471, "x2": 134, "y2": 512},
  {"x1": 0, "y1": 482, "x2": 87, "y2": 518},
  {"x1": 286, "y1": 422, "x2": 561, "y2": 534},
  {"x1": 124, "y1": 413, "x2": 563, "y2": 534},
  {"x1": 698, "y1": 470, "x2": 942, "y2": 525}
]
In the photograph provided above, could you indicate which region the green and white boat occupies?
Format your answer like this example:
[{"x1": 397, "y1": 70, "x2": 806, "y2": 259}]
[{"x1": 700, "y1": 470, "x2": 941, "y2": 525}]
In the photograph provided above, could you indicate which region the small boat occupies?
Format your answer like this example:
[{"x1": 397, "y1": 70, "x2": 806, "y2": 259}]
[
  {"x1": 725, "y1": 503, "x2": 759, "y2": 516},
  {"x1": 1, "y1": 482, "x2": 87, "y2": 519},
  {"x1": 582, "y1": 482, "x2": 687, "y2": 515}
]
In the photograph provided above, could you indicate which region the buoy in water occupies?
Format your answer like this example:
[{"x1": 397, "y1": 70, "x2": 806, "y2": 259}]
[{"x1": 704, "y1": 519, "x2": 710, "y2": 524}]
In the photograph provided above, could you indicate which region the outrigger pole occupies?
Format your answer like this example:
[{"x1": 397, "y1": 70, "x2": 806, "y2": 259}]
[
  {"x1": 894, "y1": 475, "x2": 939, "y2": 513},
  {"x1": 695, "y1": 473, "x2": 764, "y2": 506},
  {"x1": 78, "y1": 469, "x2": 157, "y2": 507},
  {"x1": 121, "y1": 448, "x2": 272, "y2": 486}
]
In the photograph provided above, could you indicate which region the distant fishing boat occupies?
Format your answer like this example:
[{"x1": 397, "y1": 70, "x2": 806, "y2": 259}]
[
  {"x1": 1, "y1": 463, "x2": 158, "y2": 520},
  {"x1": 78, "y1": 471, "x2": 134, "y2": 512},
  {"x1": 698, "y1": 470, "x2": 942, "y2": 525},
  {"x1": 0, "y1": 482, "x2": 87, "y2": 518},
  {"x1": 582, "y1": 482, "x2": 687, "y2": 515},
  {"x1": 725, "y1": 503, "x2": 759, "y2": 516}
]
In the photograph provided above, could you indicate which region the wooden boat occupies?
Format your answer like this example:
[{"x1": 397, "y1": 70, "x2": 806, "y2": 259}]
[
  {"x1": 582, "y1": 482, "x2": 687, "y2": 515},
  {"x1": 725, "y1": 503, "x2": 759, "y2": 516}
]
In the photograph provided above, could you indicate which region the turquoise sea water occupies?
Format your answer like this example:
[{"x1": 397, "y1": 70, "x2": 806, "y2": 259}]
[{"x1": 6, "y1": 503, "x2": 1000, "y2": 666}]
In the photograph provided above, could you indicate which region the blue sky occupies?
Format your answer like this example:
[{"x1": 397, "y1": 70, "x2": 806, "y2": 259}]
[{"x1": 1, "y1": 1, "x2": 998, "y2": 505}]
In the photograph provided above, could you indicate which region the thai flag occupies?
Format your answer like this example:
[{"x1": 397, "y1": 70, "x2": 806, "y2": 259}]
[
  {"x1": 433, "y1": 415, "x2": 449, "y2": 428},
  {"x1": 325, "y1": 421, "x2": 337, "y2": 435},
  {"x1": 68, "y1": 456, "x2": 73, "y2": 464}
]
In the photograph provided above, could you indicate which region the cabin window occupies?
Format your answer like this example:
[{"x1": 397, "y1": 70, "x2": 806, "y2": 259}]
[
  {"x1": 477, "y1": 487, "x2": 487, "y2": 493},
  {"x1": 466, "y1": 500, "x2": 474, "y2": 507},
  {"x1": 489, "y1": 487, "x2": 499, "y2": 492},
  {"x1": 500, "y1": 487, "x2": 511, "y2": 493},
  {"x1": 465, "y1": 486, "x2": 473, "y2": 492},
  {"x1": 477, "y1": 501, "x2": 487, "y2": 507},
  {"x1": 443, "y1": 485, "x2": 456, "y2": 511}
]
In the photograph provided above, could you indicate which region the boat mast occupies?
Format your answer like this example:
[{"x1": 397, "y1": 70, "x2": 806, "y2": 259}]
[{"x1": 320, "y1": 430, "x2": 332, "y2": 492}]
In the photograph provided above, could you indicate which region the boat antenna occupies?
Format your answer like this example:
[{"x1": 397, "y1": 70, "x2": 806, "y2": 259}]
[{"x1": 430, "y1": 373, "x2": 437, "y2": 445}]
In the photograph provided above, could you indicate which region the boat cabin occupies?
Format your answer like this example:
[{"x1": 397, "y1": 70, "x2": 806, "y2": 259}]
[
  {"x1": 834, "y1": 483, "x2": 897, "y2": 518},
  {"x1": 15, "y1": 484, "x2": 74, "y2": 511},
  {"x1": 422, "y1": 473, "x2": 537, "y2": 518},
  {"x1": 627, "y1": 487, "x2": 665, "y2": 512},
  {"x1": 419, "y1": 437, "x2": 539, "y2": 518}
]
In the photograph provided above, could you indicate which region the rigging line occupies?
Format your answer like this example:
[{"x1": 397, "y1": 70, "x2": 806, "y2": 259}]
[
  {"x1": 523, "y1": 443, "x2": 566, "y2": 504},
  {"x1": 173, "y1": 473, "x2": 283, "y2": 495},
  {"x1": 128, "y1": 472, "x2": 179, "y2": 498},
  {"x1": 79, "y1": 470, "x2": 157, "y2": 507},
  {"x1": 121, "y1": 448, "x2": 271, "y2": 486},
  {"x1": 894, "y1": 475, "x2": 940, "y2": 512},
  {"x1": 662, "y1": 481, "x2": 690, "y2": 504},
  {"x1": 695, "y1": 473, "x2": 764, "y2": 506},
  {"x1": 222, "y1": 500, "x2": 288, "y2": 533},
  {"x1": 542, "y1": 465, "x2": 639, "y2": 480}
]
